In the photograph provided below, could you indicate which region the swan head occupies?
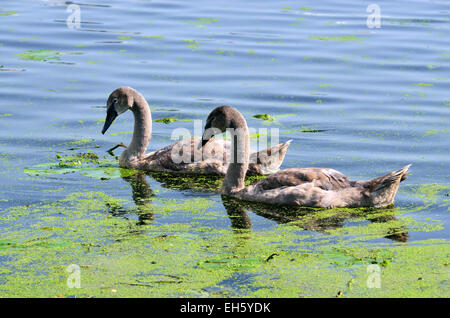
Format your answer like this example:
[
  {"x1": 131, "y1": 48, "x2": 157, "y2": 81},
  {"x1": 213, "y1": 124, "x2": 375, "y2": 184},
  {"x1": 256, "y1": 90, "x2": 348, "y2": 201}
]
[
  {"x1": 102, "y1": 87, "x2": 136, "y2": 134},
  {"x1": 201, "y1": 105, "x2": 246, "y2": 147}
]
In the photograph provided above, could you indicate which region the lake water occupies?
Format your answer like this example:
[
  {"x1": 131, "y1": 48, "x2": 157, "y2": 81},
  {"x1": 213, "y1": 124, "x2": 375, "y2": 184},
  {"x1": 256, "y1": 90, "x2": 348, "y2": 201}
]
[{"x1": 0, "y1": 0, "x2": 449, "y2": 297}]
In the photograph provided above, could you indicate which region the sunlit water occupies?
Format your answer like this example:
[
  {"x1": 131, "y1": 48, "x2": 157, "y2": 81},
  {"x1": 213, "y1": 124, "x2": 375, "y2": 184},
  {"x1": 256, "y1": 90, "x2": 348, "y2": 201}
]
[{"x1": 0, "y1": 0, "x2": 449, "y2": 297}]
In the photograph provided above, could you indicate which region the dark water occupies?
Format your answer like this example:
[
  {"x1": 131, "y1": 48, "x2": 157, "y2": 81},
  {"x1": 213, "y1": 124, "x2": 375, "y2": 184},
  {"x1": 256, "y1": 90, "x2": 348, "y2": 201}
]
[{"x1": 0, "y1": 0, "x2": 449, "y2": 297}]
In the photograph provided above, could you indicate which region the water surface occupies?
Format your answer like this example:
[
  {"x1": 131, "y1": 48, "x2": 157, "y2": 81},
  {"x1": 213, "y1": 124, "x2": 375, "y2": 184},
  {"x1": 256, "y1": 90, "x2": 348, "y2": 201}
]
[{"x1": 0, "y1": 0, "x2": 449, "y2": 297}]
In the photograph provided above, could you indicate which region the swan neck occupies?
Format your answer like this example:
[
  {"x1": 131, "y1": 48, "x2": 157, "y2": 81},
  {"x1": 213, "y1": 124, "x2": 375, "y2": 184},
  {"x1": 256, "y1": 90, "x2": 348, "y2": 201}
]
[
  {"x1": 222, "y1": 117, "x2": 249, "y2": 195},
  {"x1": 128, "y1": 94, "x2": 152, "y2": 157}
]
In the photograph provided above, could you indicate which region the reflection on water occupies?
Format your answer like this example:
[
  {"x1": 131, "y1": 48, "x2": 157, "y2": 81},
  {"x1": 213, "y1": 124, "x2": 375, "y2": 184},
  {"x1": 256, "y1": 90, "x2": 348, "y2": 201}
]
[
  {"x1": 221, "y1": 196, "x2": 409, "y2": 242},
  {"x1": 222, "y1": 196, "x2": 409, "y2": 242},
  {"x1": 121, "y1": 172, "x2": 155, "y2": 225},
  {"x1": 116, "y1": 172, "x2": 410, "y2": 242}
]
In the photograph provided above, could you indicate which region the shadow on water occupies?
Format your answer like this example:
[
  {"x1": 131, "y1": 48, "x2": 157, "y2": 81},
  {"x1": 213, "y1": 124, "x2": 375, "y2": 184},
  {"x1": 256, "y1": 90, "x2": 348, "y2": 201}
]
[
  {"x1": 112, "y1": 170, "x2": 409, "y2": 242},
  {"x1": 106, "y1": 171, "x2": 155, "y2": 225},
  {"x1": 149, "y1": 171, "x2": 224, "y2": 192}
]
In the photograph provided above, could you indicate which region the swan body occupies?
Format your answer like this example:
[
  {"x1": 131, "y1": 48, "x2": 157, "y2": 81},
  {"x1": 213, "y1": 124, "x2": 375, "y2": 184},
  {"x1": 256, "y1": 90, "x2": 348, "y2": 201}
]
[
  {"x1": 201, "y1": 105, "x2": 410, "y2": 208},
  {"x1": 102, "y1": 87, "x2": 291, "y2": 175}
]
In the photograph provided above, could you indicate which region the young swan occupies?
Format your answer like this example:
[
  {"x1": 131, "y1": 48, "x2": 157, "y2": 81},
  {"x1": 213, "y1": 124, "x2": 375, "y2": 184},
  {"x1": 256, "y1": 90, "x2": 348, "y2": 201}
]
[
  {"x1": 101, "y1": 87, "x2": 291, "y2": 175},
  {"x1": 201, "y1": 106, "x2": 411, "y2": 208}
]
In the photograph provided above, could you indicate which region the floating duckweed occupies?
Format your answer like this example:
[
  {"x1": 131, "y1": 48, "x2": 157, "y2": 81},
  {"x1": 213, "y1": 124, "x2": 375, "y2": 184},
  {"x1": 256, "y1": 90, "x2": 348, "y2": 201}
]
[
  {"x1": 388, "y1": 18, "x2": 431, "y2": 25},
  {"x1": 184, "y1": 40, "x2": 199, "y2": 50},
  {"x1": 253, "y1": 114, "x2": 273, "y2": 121},
  {"x1": 308, "y1": 35, "x2": 364, "y2": 42},
  {"x1": 142, "y1": 35, "x2": 164, "y2": 39},
  {"x1": 299, "y1": 128, "x2": 326, "y2": 133},
  {"x1": 216, "y1": 48, "x2": 234, "y2": 55},
  {"x1": 319, "y1": 247, "x2": 394, "y2": 267},
  {"x1": 406, "y1": 183, "x2": 450, "y2": 205},
  {"x1": 23, "y1": 152, "x2": 138, "y2": 180},
  {"x1": 427, "y1": 64, "x2": 439, "y2": 70},
  {"x1": 0, "y1": 11, "x2": 18, "y2": 16},
  {"x1": 110, "y1": 131, "x2": 132, "y2": 137},
  {"x1": 413, "y1": 83, "x2": 433, "y2": 87},
  {"x1": 182, "y1": 17, "x2": 218, "y2": 27},
  {"x1": 64, "y1": 138, "x2": 94, "y2": 146},
  {"x1": 15, "y1": 49, "x2": 81, "y2": 62},
  {"x1": 16, "y1": 49, "x2": 60, "y2": 61},
  {"x1": 155, "y1": 117, "x2": 178, "y2": 124},
  {"x1": 150, "y1": 172, "x2": 223, "y2": 191},
  {"x1": 18, "y1": 37, "x2": 40, "y2": 42},
  {"x1": 0, "y1": 187, "x2": 448, "y2": 297}
]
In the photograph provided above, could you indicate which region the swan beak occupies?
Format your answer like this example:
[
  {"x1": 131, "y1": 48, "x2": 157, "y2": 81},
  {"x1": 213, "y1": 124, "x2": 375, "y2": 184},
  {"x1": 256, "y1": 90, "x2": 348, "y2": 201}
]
[
  {"x1": 102, "y1": 107, "x2": 118, "y2": 134},
  {"x1": 201, "y1": 137, "x2": 210, "y2": 148},
  {"x1": 200, "y1": 121, "x2": 212, "y2": 149}
]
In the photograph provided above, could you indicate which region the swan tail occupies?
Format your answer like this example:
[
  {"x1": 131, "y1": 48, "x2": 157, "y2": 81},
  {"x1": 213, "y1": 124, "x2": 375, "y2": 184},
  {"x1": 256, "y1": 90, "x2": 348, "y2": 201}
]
[
  {"x1": 367, "y1": 164, "x2": 411, "y2": 207},
  {"x1": 248, "y1": 140, "x2": 292, "y2": 175}
]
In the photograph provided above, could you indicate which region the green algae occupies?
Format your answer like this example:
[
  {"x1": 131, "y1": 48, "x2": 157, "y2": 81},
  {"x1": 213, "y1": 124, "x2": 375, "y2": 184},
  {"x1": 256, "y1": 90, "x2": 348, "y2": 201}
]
[
  {"x1": 284, "y1": 126, "x2": 327, "y2": 134},
  {"x1": 388, "y1": 18, "x2": 431, "y2": 26},
  {"x1": 15, "y1": 49, "x2": 82, "y2": 62},
  {"x1": 183, "y1": 40, "x2": 199, "y2": 50},
  {"x1": 16, "y1": 49, "x2": 60, "y2": 61},
  {"x1": 182, "y1": 17, "x2": 218, "y2": 28},
  {"x1": 142, "y1": 35, "x2": 164, "y2": 39},
  {"x1": 413, "y1": 83, "x2": 433, "y2": 87},
  {"x1": 150, "y1": 172, "x2": 223, "y2": 191},
  {"x1": 216, "y1": 48, "x2": 234, "y2": 56},
  {"x1": 64, "y1": 138, "x2": 95, "y2": 146},
  {"x1": 299, "y1": 129, "x2": 326, "y2": 133},
  {"x1": 23, "y1": 152, "x2": 138, "y2": 180},
  {"x1": 0, "y1": 2, "x2": 448, "y2": 300},
  {"x1": 155, "y1": 117, "x2": 178, "y2": 124},
  {"x1": 109, "y1": 131, "x2": 132, "y2": 137},
  {"x1": 427, "y1": 64, "x2": 439, "y2": 70},
  {"x1": 405, "y1": 183, "x2": 450, "y2": 206},
  {"x1": 0, "y1": 186, "x2": 448, "y2": 297},
  {"x1": 422, "y1": 129, "x2": 449, "y2": 137},
  {"x1": 319, "y1": 247, "x2": 393, "y2": 267},
  {"x1": 308, "y1": 35, "x2": 364, "y2": 42},
  {"x1": 0, "y1": 11, "x2": 17, "y2": 16},
  {"x1": 253, "y1": 114, "x2": 273, "y2": 121},
  {"x1": 18, "y1": 37, "x2": 40, "y2": 42}
]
